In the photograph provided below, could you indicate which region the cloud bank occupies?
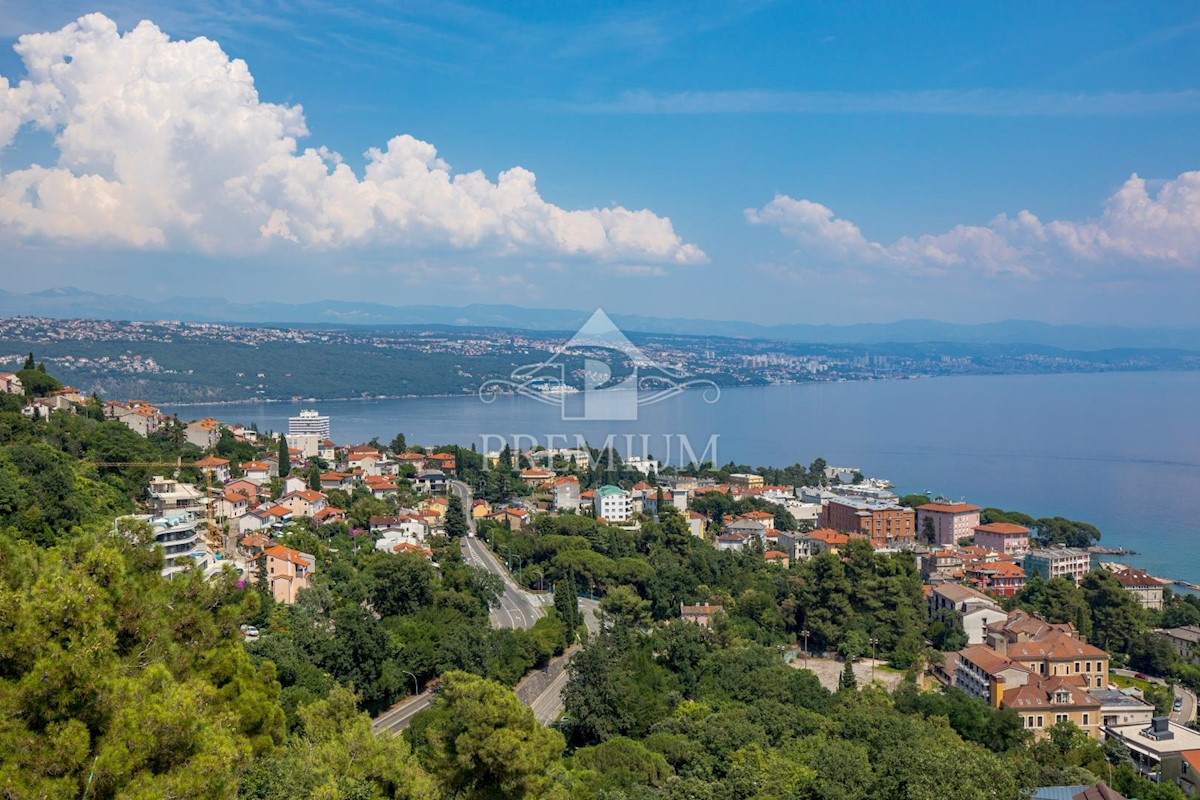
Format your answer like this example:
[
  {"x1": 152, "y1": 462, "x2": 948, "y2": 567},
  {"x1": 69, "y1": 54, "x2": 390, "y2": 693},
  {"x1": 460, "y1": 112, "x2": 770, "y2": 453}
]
[
  {"x1": 0, "y1": 14, "x2": 704, "y2": 264},
  {"x1": 747, "y1": 172, "x2": 1200, "y2": 278}
]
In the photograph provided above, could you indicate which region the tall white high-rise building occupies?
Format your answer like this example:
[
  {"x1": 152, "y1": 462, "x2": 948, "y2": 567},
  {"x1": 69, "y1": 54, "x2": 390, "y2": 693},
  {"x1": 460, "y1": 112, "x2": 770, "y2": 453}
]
[{"x1": 288, "y1": 409, "x2": 330, "y2": 439}]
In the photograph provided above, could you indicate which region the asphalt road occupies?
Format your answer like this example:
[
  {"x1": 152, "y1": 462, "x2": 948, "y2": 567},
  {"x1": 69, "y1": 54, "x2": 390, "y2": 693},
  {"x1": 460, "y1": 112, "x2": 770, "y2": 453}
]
[
  {"x1": 1111, "y1": 667, "x2": 1197, "y2": 724},
  {"x1": 372, "y1": 480, "x2": 550, "y2": 734}
]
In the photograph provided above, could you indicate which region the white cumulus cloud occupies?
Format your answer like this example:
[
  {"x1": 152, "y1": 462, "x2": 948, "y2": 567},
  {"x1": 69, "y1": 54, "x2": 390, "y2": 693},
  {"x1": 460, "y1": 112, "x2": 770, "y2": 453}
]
[
  {"x1": 0, "y1": 13, "x2": 705, "y2": 265},
  {"x1": 747, "y1": 171, "x2": 1200, "y2": 278}
]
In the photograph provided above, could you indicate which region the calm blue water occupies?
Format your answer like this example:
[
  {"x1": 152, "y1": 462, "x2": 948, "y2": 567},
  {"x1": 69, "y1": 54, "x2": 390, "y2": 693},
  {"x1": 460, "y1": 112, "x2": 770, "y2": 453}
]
[{"x1": 164, "y1": 371, "x2": 1200, "y2": 583}]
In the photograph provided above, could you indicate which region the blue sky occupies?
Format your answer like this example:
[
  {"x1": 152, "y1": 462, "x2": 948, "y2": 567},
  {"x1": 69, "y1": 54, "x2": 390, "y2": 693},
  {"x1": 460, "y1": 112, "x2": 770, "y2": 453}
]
[{"x1": 1, "y1": 1, "x2": 1198, "y2": 325}]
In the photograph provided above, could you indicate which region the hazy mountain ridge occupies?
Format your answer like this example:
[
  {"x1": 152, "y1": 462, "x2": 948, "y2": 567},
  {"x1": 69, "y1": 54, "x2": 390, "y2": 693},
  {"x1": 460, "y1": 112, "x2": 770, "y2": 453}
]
[{"x1": 4, "y1": 287, "x2": 1199, "y2": 351}]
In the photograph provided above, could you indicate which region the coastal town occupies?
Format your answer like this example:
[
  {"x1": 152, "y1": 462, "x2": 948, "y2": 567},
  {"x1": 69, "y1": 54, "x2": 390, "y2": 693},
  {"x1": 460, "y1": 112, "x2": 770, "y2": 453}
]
[
  {"x1": 4, "y1": 314, "x2": 1197, "y2": 404},
  {"x1": 7, "y1": 357, "x2": 1200, "y2": 798}
]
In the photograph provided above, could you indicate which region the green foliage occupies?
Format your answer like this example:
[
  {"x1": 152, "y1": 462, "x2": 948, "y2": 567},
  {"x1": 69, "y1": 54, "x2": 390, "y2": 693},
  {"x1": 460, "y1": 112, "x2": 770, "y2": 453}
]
[
  {"x1": 838, "y1": 659, "x2": 858, "y2": 691},
  {"x1": 277, "y1": 436, "x2": 291, "y2": 477},
  {"x1": 239, "y1": 686, "x2": 438, "y2": 799},
  {"x1": 410, "y1": 671, "x2": 565, "y2": 800},
  {"x1": 898, "y1": 493, "x2": 932, "y2": 508},
  {"x1": 443, "y1": 493, "x2": 469, "y2": 539},
  {"x1": 0, "y1": 531, "x2": 284, "y2": 797},
  {"x1": 17, "y1": 366, "x2": 63, "y2": 397}
]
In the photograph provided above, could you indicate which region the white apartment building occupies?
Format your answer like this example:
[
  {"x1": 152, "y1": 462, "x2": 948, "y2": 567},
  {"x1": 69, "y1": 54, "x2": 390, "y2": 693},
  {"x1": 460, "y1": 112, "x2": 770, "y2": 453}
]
[
  {"x1": 288, "y1": 409, "x2": 331, "y2": 439},
  {"x1": 147, "y1": 475, "x2": 205, "y2": 515},
  {"x1": 120, "y1": 512, "x2": 209, "y2": 579},
  {"x1": 596, "y1": 485, "x2": 632, "y2": 522}
]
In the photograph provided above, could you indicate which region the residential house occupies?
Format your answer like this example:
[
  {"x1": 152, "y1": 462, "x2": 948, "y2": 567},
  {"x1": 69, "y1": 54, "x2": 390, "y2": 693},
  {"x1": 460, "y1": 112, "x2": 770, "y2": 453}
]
[
  {"x1": 213, "y1": 489, "x2": 249, "y2": 522},
  {"x1": 397, "y1": 452, "x2": 427, "y2": 472},
  {"x1": 916, "y1": 501, "x2": 982, "y2": 546},
  {"x1": 552, "y1": 476, "x2": 581, "y2": 511},
  {"x1": 715, "y1": 532, "x2": 749, "y2": 552},
  {"x1": 1156, "y1": 626, "x2": 1200, "y2": 664},
  {"x1": 415, "y1": 469, "x2": 449, "y2": 494},
  {"x1": 965, "y1": 558, "x2": 1027, "y2": 597},
  {"x1": 313, "y1": 507, "x2": 345, "y2": 525},
  {"x1": 237, "y1": 533, "x2": 273, "y2": 561},
  {"x1": 278, "y1": 489, "x2": 327, "y2": 518},
  {"x1": 185, "y1": 417, "x2": 222, "y2": 449},
  {"x1": 318, "y1": 438, "x2": 337, "y2": 462},
  {"x1": 765, "y1": 550, "x2": 790, "y2": 567},
  {"x1": 928, "y1": 583, "x2": 1009, "y2": 645},
  {"x1": 223, "y1": 479, "x2": 263, "y2": 505},
  {"x1": 686, "y1": 510, "x2": 707, "y2": 538},
  {"x1": 104, "y1": 400, "x2": 164, "y2": 436},
  {"x1": 194, "y1": 455, "x2": 232, "y2": 484},
  {"x1": 1024, "y1": 547, "x2": 1093, "y2": 586},
  {"x1": 1109, "y1": 567, "x2": 1165, "y2": 611},
  {"x1": 241, "y1": 461, "x2": 271, "y2": 485},
  {"x1": 725, "y1": 518, "x2": 769, "y2": 547},
  {"x1": 282, "y1": 476, "x2": 307, "y2": 495},
  {"x1": 796, "y1": 528, "x2": 863, "y2": 560},
  {"x1": 320, "y1": 472, "x2": 356, "y2": 493},
  {"x1": 147, "y1": 475, "x2": 205, "y2": 515},
  {"x1": 426, "y1": 452, "x2": 457, "y2": 472},
  {"x1": 347, "y1": 451, "x2": 382, "y2": 477},
  {"x1": 472, "y1": 499, "x2": 492, "y2": 520},
  {"x1": 974, "y1": 522, "x2": 1032, "y2": 557},
  {"x1": 520, "y1": 468, "x2": 555, "y2": 487},
  {"x1": 260, "y1": 545, "x2": 316, "y2": 604},
  {"x1": 0, "y1": 373, "x2": 23, "y2": 394},
  {"x1": 364, "y1": 475, "x2": 400, "y2": 499},
  {"x1": 238, "y1": 505, "x2": 293, "y2": 533},
  {"x1": 680, "y1": 603, "x2": 722, "y2": 629},
  {"x1": 504, "y1": 508, "x2": 531, "y2": 530}
]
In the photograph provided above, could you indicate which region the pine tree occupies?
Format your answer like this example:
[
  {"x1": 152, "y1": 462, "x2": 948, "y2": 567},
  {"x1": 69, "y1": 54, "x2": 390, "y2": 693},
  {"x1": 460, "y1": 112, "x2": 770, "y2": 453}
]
[
  {"x1": 308, "y1": 462, "x2": 321, "y2": 491},
  {"x1": 278, "y1": 435, "x2": 291, "y2": 477},
  {"x1": 555, "y1": 575, "x2": 580, "y2": 645},
  {"x1": 838, "y1": 658, "x2": 858, "y2": 692},
  {"x1": 23, "y1": 352, "x2": 33, "y2": 370},
  {"x1": 36, "y1": 362, "x2": 46, "y2": 373}
]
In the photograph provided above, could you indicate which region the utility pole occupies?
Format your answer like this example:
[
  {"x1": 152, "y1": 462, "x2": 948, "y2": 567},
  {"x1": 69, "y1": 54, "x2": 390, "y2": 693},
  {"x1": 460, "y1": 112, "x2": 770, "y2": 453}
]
[{"x1": 404, "y1": 670, "x2": 419, "y2": 696}]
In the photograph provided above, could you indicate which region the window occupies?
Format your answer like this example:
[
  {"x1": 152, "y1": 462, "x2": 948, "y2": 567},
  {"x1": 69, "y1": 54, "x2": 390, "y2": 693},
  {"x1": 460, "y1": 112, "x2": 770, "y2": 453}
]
[
  {"x1": 1026, "y1": 716, "x2": 1035, "y2": 728},
  {"x1": 1074, "y1": 661, "x2": 1081, "y2": 673},
  {"x1": 1036, "y1": 716, "x2": 1044, "y2": 727},
  {"x1": 1056, "y1": 714, "x2": 1069, "y2": 723},
  {"x1": 1083, "y1": 713, "x2": 1090, "y2": 725}
]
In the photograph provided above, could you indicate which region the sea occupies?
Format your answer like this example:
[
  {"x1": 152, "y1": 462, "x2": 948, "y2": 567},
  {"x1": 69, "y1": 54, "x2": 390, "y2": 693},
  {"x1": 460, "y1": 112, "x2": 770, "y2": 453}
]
[{"x1": 163, "y1": 371, "x2": 1200, "y2": 585}]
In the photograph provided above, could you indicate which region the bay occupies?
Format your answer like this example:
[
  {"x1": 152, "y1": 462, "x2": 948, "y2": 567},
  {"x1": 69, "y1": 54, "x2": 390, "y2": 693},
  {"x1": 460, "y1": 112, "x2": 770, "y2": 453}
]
[{"x1": 164, "y1": 371, "x2": 1200, "y2": 584}]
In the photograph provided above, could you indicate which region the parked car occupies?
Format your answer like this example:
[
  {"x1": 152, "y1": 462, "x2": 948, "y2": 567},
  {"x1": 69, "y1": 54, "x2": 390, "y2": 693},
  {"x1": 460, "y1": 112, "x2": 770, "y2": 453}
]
[
  {"x1": 1174, "y1": 697, "x2": 1184, "y2": 712},
  {"x1": 239, "y1": 624, "x2": 260, "y2": 639}
]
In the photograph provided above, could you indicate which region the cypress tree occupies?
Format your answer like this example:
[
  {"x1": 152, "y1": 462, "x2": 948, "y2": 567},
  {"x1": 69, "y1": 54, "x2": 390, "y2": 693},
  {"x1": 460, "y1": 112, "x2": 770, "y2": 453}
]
[
  {"x1": 23, "y1": 352, "x2": 34, "y2": 370},
  {"x1": 838, "y1": 658, "x2": 858, "y2": 692},
  {"x1": 278, "y1": 435, "x2": 291, "y2": 477}
]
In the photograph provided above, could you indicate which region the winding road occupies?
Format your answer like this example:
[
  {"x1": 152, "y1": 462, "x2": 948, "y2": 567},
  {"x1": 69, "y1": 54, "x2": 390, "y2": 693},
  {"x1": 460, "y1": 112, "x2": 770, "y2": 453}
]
[{"x1": 373, "y1": 480, "x2": 582, "y2": 734}]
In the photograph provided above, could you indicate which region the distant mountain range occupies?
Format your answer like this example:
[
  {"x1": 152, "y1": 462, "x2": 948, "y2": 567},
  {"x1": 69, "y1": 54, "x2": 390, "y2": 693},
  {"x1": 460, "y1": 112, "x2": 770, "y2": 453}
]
[{"x1": 4, "y1": 287, "x2": 1200, "y2": 351}]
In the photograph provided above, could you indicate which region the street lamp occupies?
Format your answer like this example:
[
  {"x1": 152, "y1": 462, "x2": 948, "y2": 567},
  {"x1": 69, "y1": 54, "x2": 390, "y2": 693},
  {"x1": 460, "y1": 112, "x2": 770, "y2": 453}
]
[
  {"x1": 801, "y1": 629, "x2": 810, "y2": 669},
  {"x1": 403, "y1": 670, "x2": 419, "y2": 696},
  {"x1": 869, "y1": 638, "x2": 879, "y2": 683}
]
